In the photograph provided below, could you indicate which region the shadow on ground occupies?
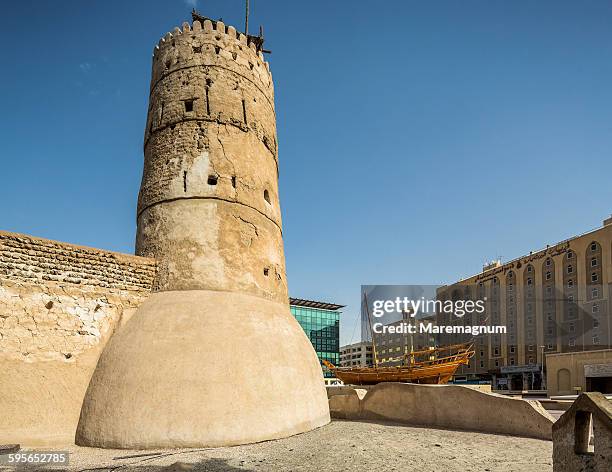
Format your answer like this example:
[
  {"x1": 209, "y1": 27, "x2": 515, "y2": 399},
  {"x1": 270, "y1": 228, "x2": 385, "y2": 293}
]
[{"x1": 6, "y1": 457, "x2": 254, "y2": 472}]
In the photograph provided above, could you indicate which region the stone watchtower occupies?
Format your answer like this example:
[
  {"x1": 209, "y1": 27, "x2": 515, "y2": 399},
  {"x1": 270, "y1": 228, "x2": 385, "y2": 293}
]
[{"x1": 76, "y1": 16, "x2": 330, "y2": 448}]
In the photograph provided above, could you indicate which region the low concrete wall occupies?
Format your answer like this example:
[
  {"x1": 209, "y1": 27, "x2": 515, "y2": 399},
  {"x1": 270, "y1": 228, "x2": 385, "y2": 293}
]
[
  {"x1": 454, "y1": 384, "x2": 492, "y2": 393},
  {"x1": 326, "y1": 386, "x2": 369, "y2": 398},
  {"x1": 540, "y1": 399, "x2": 573, "y2": 411},
  {"x1": 329, "y1": 382, "x2": 554, "y2": 440}
]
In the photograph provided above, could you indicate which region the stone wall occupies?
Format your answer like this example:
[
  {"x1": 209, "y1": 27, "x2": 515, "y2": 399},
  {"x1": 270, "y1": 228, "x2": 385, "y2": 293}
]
[
  {"x1": 0, "y1": 231, "x2": 156, "y2": 445},
  {"x1": 328, "y1": 383, "x2": 554, "y2": 440}
]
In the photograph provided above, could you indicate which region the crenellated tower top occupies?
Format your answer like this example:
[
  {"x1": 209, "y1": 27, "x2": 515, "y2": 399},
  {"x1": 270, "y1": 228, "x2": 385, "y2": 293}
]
[{"x1": 150, "y1": 15, "x2": 272, "y2": 94}]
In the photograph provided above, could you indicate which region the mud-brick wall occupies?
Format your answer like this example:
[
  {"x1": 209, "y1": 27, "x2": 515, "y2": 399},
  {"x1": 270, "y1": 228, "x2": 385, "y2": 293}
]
[
  {"x1": 0, "y1": 231, "x2": 156, "y2": 446},
  {"x1": 0, "y1": 231, "x2": 156, "y2": 360}
]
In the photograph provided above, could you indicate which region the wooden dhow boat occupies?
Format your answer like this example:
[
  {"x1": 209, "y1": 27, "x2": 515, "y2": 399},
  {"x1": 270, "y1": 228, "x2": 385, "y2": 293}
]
[
  {"x1": 323, "y1": 292, "x2": 475, "y2": 385},
  {"x1": 322, "y1": 343, "x2": 475, "y2": 385}
]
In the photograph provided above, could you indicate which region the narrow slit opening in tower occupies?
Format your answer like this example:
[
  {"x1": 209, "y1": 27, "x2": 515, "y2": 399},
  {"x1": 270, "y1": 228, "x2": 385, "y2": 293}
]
[
  {"x1": 183, "y1": 171, "x2": 187, "y2": 192},
  {"x1": 264, "y1": 189, "x2": 271, "y2": 204},
  {"x1": 184, "y1": 99, "x2": 194, "y2": 113},
  {"x1": 205, "y1": 88, "x2": 210, "y2": 115},
  {"x1": 231, "y1": 176, "x2": 237, "y2": 188},
  {"x1": 207, "y1": 175, "x2": 218, "y2": 186},
  {"x1": 242, "y1": 99, "x2": 248, "y2": 125},
  {"x1": 215, "y1": 46, "x2": 220, "y2": 54}
]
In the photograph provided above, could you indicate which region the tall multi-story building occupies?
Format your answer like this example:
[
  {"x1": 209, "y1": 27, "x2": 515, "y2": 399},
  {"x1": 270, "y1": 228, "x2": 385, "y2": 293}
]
[
  {"x1": 436, "y1": 216, "x2": 612, "y2": 390},
  {"x1": 340, "y1": 341, "x2": 373, "y2": 367},
  {"x1": 290, "y1": 298, "x2": 343, "y2": 378}
]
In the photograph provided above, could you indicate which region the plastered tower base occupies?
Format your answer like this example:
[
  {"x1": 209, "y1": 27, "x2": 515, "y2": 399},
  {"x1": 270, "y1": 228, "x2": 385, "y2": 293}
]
[{"x1": 75, "y1": 290, "x2": 330, "y2": 448}]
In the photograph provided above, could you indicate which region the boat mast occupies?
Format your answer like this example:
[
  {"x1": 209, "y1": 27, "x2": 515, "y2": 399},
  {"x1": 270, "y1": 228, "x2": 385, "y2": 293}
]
[{"x1": 363, "y1": 292, "x2": 379, "y2": 367}]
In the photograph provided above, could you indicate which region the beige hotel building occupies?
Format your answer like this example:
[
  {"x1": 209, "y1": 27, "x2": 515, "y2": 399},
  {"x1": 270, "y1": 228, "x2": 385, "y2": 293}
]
[{"x1": 436, "y1": 216, "x2": 612, "y2": 391}]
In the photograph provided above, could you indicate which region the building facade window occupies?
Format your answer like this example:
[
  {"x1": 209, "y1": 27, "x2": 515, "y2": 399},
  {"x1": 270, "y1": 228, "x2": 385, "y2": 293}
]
[{"x1": 290, "y1": 301, "x2": 341, "y2": 377}]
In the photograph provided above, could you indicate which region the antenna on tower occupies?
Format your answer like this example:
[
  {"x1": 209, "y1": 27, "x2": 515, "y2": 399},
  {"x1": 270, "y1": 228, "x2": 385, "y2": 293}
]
[{"x1": 245, "y1": 0, "x2": 250, "y2": 35}]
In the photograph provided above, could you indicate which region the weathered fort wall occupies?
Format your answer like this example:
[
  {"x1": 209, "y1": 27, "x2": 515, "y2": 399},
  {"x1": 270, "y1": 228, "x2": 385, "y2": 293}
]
[
  {"x1": 328, "y1": 383, "x2": 555, "y2": 440},
  {"x1": 0, "y1": 231, "x2": 156, "y2": 445}
]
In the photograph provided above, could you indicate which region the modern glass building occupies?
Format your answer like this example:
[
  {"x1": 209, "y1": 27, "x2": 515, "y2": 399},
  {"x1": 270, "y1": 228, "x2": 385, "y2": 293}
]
[{"x1": 289, "y1": 298, "x2": 343, "y2": 378}]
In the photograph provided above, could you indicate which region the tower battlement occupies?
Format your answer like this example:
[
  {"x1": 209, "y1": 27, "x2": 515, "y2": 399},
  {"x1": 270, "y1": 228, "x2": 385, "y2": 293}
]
[{"x1": 151, "y1": 19, "x2": 272, "y2": 93}]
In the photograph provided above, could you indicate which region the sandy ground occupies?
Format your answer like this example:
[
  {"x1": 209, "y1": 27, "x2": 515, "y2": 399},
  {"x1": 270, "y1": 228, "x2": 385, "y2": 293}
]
[{"x1": 1, "y1": 420, "x2": 553, "y2": 472}]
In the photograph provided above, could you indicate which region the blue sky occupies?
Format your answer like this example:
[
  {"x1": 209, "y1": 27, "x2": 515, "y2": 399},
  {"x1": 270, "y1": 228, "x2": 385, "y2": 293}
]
[{"x1": 1, "y1": 1, "x2": 611, "y2": 345}]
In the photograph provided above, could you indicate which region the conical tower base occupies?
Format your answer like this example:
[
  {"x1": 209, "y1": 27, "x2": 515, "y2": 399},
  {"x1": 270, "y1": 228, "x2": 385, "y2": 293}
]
[{"x1": 75, "y1": 290, "x2": 330, "y2": 449}]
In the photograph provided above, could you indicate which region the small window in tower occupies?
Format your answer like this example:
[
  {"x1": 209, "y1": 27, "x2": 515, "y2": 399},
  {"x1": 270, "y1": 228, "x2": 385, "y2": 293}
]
[
  {"x1": 215, "y1": 46, "x2": 221, "y2": 54},
  {"x1": 192, "y1": 46, "x2": 202, "y2": 53},
  {"x1": 264, "y1": 189, "x2": 271, "y2": 204},
  {"x1": 207, "y1": 175, "x2": 218, "y2": 185},
  {"x1": 263, "y1": 268, "x2": 269, "y2": 277},
  {"x1": 184, "y1": 100, "x2": 194, "y2": 113}
]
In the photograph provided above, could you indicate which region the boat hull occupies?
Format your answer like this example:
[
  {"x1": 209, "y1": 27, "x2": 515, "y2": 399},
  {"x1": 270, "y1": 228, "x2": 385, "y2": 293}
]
[{"x1": 332, "y1": 360, "x2": 465, "y2": 386}]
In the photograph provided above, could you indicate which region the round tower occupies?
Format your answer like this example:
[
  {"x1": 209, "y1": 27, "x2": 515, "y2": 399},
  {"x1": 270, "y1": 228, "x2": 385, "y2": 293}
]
[{"x1": 76, "y1": 17, "x2": 330, "y2": 449}]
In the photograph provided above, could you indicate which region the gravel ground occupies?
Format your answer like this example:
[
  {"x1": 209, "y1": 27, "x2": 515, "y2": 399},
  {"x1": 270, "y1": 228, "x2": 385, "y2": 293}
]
[{"x1": 2, "y1": 420, "x2": 553, "y2": 472}]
